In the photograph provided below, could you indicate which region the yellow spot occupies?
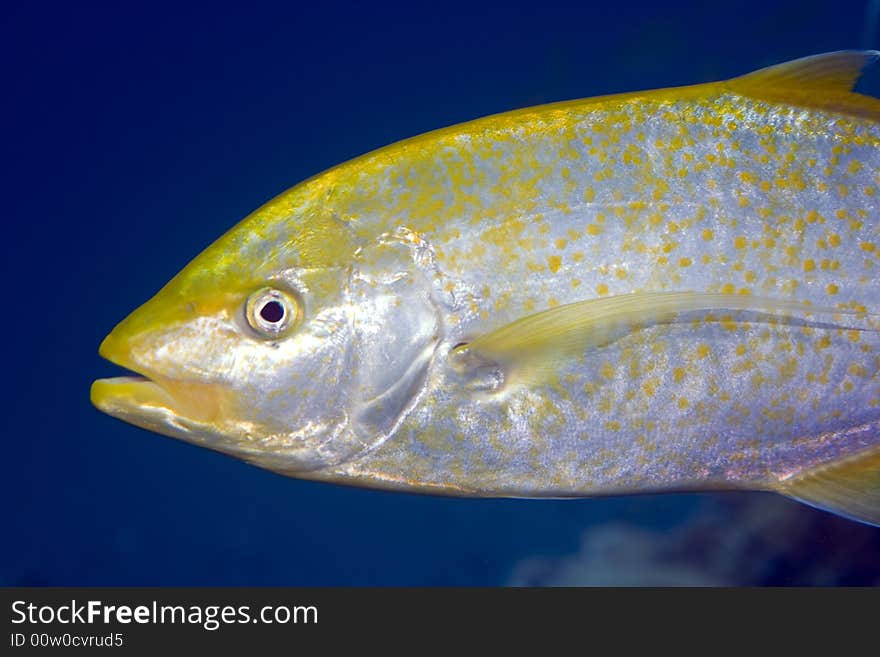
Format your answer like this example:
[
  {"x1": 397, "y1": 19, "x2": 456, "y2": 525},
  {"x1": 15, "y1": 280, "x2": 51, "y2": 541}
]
[
  {"x1": 586, "y1": 223, "x2": 603, "y2": 236},
  {"x1": 615, "y1": 268, "x2": 628, "y2": 279},
  {"x1": 744, "y1": 270, "x2": 756, "y2": 283},
  {"x1": 848, "y1": 160, "x2": 863, "y2": 174},
  {"x1": 596, "y1": 283, "x2": 609, "y2": 296},
  {"x1": 555, "y1": 238, "x2": 567, "y2": 250},
  {"x1": 583, "y1": 187, "x2": 595, "y2": 202},
  {"x1": 738, "y1": 171, "x2": 757, "y2": 185},
  {"x1": 678, "y1": 397, "x2": 689, "y2": 409},
  {"x1": 571, "y1": 278, "x2": 581, "y2": 288},
  {"x1": 701, "y1": 228, "x2": 714, "y2": 241},
  {"x1": 860, "y1": 242, "x2": 876, "y2": 252},
  {"x1": 679, "y1": 257, "x2": 693, "y2": 267},
  {"x1": 737, "y1": 195, "x2": 749, "y2": 208},
  {"x1": 673, "y1": 367, "x2": 686, "y2": 383},
  {"x1": 697, "y1": 343, "x2": 710, "y2": 359},
  {"x1": 828, "y1": 233, "x2": 841, "y2": 248},
  {"x1": 547, "y1": 255, "x2": 562, "y2": 273},
  {"x1": 735, "y1": 344, "x2": 747, "y2": 356},
  {"x1": 803, "y1": 259, "x2": 815, "y2": 272},
  {"x1": 778, "y1": 358, "x2": 798, "y2": 381},
  {"x1": 601, "y1": 362, "x2": 615, "y2": 379},
  {"x1": 720, "y1": 283, "x2": 736, "y2": 294},
  {"x1": 848, "y1": 330, "x2": 860, "y2": 343},
  {"x1": 734, "y1": 236, "x2": 747, "y2": 250},
  {"x1": 572, "y1": 251, "x2": 585, "y2": 262},
  {"x1": 826, "y1": 283, "x2": 839, "y2": 295},
  {"x1": 605, "y1": 420, "x2": 621, "y2": 431}
]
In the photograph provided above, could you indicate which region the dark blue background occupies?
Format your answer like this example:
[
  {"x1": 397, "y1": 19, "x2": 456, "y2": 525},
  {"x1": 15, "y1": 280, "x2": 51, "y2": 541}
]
[{"x1": 3, "y1": 1, "x2": 880, "y2": 585}]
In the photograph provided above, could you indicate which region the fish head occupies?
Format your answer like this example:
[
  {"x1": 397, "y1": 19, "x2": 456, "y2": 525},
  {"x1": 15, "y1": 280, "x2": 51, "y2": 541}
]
[{"x1": 92, "y1": 195, "x2": 441, "y2": 476}]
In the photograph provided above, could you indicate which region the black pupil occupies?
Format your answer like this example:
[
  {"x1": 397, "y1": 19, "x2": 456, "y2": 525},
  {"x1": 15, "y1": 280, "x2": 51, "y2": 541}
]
[{"x1": 259, "y1": 300, "x2": 285, "y2": 324}]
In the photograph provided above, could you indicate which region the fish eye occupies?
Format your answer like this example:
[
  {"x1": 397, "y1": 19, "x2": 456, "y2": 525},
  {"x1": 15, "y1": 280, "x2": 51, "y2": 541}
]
[{"x1": 245, "y1": 287, "x2": 300, "y2": 338}]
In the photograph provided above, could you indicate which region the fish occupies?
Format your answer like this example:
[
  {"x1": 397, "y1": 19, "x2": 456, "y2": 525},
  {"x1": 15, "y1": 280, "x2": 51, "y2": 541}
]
[{"x1": 92, "y1": 51, "x2": 880, "y2": 526}]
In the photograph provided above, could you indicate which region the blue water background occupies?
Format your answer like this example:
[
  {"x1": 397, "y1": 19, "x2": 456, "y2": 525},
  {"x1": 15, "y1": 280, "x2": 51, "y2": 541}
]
[{"x1": 2, "y1": 0, "x2": 879, "y2": 585}]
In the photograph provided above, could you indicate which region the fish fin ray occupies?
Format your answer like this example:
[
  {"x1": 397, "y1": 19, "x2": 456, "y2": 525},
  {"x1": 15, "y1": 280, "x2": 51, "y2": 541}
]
[
  {"x1": 452, "y1": 291, "x2": 874, "y2": 386},
  {"x1": 730, "y1": 50, "x2": 879, "y2": 93},
  {"x1": 727, "y1": 50, "x2": 880, "y2": 121},
  {"x1": 776, "y1": 446, "x2": 880, "y2": 527}
]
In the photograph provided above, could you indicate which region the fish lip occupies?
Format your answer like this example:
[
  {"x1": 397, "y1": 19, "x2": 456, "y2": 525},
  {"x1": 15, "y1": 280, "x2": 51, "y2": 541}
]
[
  {"x1": 92, "y1": 330, "x2": 226, "y2": 428},
  {"x1": 92, "y1": 332, "x2": 166, "y2": 408},
  {"x1": 90, "y1": 375, "x2": 178, "y2": 416},
  {"x1": 91, "y1": 333, "x2": 180, "y2": 419}
]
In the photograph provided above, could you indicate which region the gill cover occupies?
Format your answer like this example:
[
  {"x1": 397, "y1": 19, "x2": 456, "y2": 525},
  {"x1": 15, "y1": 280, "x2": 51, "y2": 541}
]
[{"x1": 346, "y1": 227, "x2": 440, "y2": 448}]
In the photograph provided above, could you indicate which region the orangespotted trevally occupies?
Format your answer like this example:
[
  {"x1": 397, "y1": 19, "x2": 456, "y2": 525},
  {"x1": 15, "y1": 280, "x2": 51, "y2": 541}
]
[{"x1": 93, "y1": 51, "x2": 880, "y2": 526}]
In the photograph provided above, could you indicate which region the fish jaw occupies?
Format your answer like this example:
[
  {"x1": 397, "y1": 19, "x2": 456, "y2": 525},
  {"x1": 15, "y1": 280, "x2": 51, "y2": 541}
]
[
  {"x1": 90, "y1": 376, "x2": 228, "y2": 438},
  {"x1": 90, "y1": 376, "x2": 190, "y2": 441},
  {"x1": 91, "y1": 316, "x2": 232, "y2": 443}
]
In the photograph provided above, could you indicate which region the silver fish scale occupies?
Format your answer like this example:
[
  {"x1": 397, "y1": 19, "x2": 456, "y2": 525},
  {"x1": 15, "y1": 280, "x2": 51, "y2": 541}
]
[{"x1": 328, "y1": 90, "x2": 880, "y2": 495}]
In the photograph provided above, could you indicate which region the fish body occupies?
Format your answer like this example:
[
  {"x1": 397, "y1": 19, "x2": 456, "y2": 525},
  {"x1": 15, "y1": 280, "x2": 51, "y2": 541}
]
[{"x1": 93, "y1": 52, "x2": 880, "y2": 525}]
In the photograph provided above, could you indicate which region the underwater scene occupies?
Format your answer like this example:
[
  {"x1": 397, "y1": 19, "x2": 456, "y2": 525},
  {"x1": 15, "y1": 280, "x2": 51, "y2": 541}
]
[{"x1": 3, "y1": 0, "x2": 880, "y2": 586}]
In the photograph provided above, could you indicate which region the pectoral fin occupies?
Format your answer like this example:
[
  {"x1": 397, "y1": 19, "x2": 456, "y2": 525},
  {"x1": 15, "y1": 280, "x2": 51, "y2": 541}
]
[
  {"x1": 450, "y1": 291, "x2": 872, "y2": 386},
  {"x1": 776, "y1": 446, "x2": 880, "y2": 527}
]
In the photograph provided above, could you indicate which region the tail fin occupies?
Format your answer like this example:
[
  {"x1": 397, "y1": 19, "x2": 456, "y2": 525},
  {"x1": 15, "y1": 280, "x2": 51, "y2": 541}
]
[{"x1": 776, "y1": 446, "x2": 880, "y2": 527}]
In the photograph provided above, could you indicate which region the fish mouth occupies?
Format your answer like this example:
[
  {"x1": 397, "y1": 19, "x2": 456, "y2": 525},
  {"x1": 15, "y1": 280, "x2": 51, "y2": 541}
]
[
  {"x1": 91, "y1": 375, "x2": 181, "y2": 417},
  {"x1": 91, "y1": 333, "x2": 226, "y2": 434}
]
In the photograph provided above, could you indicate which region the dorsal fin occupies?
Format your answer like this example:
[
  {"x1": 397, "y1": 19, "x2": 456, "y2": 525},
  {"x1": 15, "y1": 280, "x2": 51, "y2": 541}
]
[
  {"x1": 725, "y1": 50, "x2": 880, "y2": 121},
  {"x1": 729, "y1": 50, "x2": 880, "y2": 93}
]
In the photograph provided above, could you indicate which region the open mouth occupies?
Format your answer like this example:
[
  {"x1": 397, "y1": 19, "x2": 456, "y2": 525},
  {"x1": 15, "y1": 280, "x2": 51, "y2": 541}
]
[
  {"x1": 91, "y1": 333, "x2": 226, "y2": 426},
  {"x1": 91, "y1": 328, "x2": 169, "y2": 409}
]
